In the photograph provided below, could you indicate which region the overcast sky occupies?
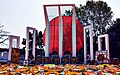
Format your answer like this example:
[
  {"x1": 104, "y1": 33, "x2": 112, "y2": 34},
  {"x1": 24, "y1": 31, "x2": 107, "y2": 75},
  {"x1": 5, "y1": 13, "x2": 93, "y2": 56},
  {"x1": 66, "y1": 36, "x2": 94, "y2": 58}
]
[{"x1": 0, "y1": 0, "x2": 120, "y2": 48}]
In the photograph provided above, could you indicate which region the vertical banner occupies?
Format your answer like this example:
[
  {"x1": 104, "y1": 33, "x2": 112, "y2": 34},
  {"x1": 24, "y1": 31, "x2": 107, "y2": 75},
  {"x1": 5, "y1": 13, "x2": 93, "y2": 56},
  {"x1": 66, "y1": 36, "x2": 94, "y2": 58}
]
[
  {"x1": 52, "y1": 57, "x2": 60, "y2": 64},
  {"x1": 95, "y1": 50, "x2": 108, "y2": 63},
  {"x1": 70, "y1": 57, "x2": 79, "y2": 64},
  {"x1": 61, "y1": 57, "x2": 70, "y2": 64},
  {"x1": 44, "y1": 57, "x2": 51, "y2": 64},
  {"x1": 11, "y1": 48, "x2": 20, "y2": 63},
  {"x1": 35, "y1": 57, "x2": 43, "y2": 64}
]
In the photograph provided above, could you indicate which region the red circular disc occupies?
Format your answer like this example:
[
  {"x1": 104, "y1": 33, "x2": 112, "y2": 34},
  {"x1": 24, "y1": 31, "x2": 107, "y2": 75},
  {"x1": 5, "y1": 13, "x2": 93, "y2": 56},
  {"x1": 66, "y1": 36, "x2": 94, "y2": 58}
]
[{"x1": 43, "y1": 16, "x2": 83, "y2": 55}]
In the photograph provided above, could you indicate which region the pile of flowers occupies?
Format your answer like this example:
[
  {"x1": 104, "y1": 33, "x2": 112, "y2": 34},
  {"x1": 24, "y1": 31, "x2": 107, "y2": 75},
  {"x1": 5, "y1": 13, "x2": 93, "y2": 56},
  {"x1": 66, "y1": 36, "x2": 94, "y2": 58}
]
[{"x1": 0, "y1": 64, "x2": 120, "y2": 75}]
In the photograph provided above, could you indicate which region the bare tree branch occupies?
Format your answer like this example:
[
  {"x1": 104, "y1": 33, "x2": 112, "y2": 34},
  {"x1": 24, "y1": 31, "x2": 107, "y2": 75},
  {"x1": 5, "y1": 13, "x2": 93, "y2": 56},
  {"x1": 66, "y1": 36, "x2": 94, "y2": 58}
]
[
  {"x1": 0, "y1": 25, "x2": 4, "y2": 28},
  {"x1": 0, "y1": 24, "x2": 9, "y2": 46},
  {"x1": 0, "y1": 42, "x2": 8, "y2": 46},
  {"x1": 0, "y1": 38, "x2": 8, "y2": 43}
]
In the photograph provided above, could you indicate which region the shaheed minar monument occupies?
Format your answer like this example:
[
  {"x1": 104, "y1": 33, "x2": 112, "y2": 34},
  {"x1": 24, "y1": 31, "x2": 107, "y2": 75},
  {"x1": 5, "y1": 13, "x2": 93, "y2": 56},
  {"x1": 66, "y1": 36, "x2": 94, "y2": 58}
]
[
  {"x1": 42, "y1": 4, "x2": 109, "y2": 64},
  {"x1": 7, "y1": 4, "x2": 110, "y2": 65}
]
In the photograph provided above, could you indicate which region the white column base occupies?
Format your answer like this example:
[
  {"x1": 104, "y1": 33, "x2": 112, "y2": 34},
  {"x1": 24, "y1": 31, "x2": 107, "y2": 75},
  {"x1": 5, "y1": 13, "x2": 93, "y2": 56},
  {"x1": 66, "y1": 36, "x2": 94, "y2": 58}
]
[{"x1": 24, "y1": 60, "x2": 29, "y2": 65}]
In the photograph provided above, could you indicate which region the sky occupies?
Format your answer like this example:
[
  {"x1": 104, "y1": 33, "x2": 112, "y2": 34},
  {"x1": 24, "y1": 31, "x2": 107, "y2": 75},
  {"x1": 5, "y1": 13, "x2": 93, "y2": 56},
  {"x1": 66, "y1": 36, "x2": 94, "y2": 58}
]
[{"x1": 0, "y1": 0, "x2": 120, "y2": 48}]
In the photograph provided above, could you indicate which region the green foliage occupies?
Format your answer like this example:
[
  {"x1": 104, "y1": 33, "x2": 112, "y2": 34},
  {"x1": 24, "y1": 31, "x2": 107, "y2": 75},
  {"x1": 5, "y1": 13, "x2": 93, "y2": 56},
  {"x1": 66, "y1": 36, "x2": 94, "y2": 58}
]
[
  {"x1": 36, "y1": 31, "x2": 44, "y2": 49},
  {"x1": 64, "y1": 0, "x2": 114, "y2": 56},
  {"x1": 65, "y1": 0, "x2": 113, "y2": 35},
  {"x1": 107, "y1": 19, "x2": 120, "y2": 58},
  {"x1": 81, "y1": 0, "x2": 113, "y2": 35},
  {"x1": 21, "y1": 30, "x2": 44, "y2": 49}
]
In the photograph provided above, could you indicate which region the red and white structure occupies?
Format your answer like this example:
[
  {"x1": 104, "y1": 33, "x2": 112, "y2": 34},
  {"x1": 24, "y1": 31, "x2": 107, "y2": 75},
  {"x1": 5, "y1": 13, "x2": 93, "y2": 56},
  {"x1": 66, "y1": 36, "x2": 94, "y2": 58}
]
[
  {"x1": 98, "y1": 34, "x2": 110, "y2": 60},
  {"x1": 84, "y1": 25, "x2": 93, "y2": 64},
  {"x1": 8, "y1": 35, "x2": 20, "y2": 61},
  {"x1": 43, "y1": 4, "x2": 76, "y2": 58},
  {"x1": 24, "y1": 27, "x2": 36, "y2": 64}
]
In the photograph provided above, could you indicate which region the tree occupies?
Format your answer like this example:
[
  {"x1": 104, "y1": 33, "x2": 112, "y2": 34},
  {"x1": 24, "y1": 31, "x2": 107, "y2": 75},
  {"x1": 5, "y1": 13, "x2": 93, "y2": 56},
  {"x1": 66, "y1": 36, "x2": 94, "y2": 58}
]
[
  {"x1": 22, "y1": 30, "x2": 44, "y2": 48},
  {"x1": 63, "y1": 1, "x2": 114, "y2": 62},
  {"x1": 77, "y1": 0, "x2": 113, "y2": 36},
  {"x1": 0, "y1": 24, "x2": 9, "y2": 46},
  {"x1": 107, "y1": 19, "x2": 120, "y2": 58},
  {"x1": 36, "y1": 31, "x2": 44, "y2": 49},
  {"x1": 21, "y1": 30, "x2": 45, "y2": 56},
  {"x1": 64, "y1": 0, "x2": 114, "y2": 52},
  {"x1": 65, "y1": 0, "x2": 113, "y2": 35}
]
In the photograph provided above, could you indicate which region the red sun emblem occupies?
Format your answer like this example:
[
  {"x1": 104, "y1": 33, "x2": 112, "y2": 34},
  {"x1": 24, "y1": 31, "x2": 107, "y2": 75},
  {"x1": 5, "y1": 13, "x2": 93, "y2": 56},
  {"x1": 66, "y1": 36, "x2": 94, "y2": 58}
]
[{"x1": 43, "y1": 16, "x2": 83, "y2": 55}]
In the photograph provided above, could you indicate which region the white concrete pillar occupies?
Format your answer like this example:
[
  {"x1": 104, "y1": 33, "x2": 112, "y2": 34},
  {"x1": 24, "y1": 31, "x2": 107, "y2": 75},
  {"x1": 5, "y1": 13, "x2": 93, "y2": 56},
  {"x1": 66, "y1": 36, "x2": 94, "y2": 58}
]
[
  {"x1": 84, "y1": 28, "x2": 87, "y2": 64},
  {"x1": 98, "y1": 34, "x2": 110, "y2": 61},
  {"x1": 17, "y1": 37, "x2": 20, "y2": 48},
  {"x1": 25, "y1": 27, "x2": 29, "y2": 61},
  {"x1": 105, "y1": 34, "x2": 110, "y2": 59},
  {"x1": 72, "y1": 5, "x2": 76, "y2": 57},
  {"x1": 8, "y1": 35, "x2": 20, "y2": 61},
  {"x1": 44, "y1": 6, "x2": 50, "y2": 57},
  {"x1": 84, "y1": 25, "x2": 93, "y2": 64},
  {"x1": 58, "y1": 6, "x2": 63, "y2": 58},
  {"x1": 24, "y1": 27, "x2": 36, "y2": 64},
  {"x1": 98, "y1": 37, "x2": 102, "y2": 51},
  {"x1": 8, "y1": 36, "x2": 12, "y2": 61},
  {"x1": 32, "y1": 29, "x2": 36, "y2": 59},
  {"x1": 89, "y1": 26, "x2": 93, "y2": 60}
]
